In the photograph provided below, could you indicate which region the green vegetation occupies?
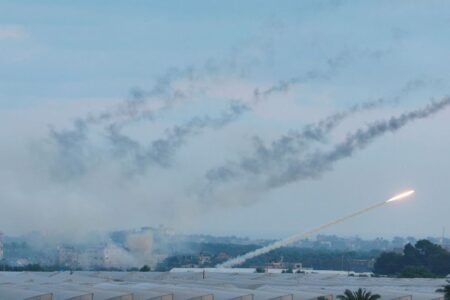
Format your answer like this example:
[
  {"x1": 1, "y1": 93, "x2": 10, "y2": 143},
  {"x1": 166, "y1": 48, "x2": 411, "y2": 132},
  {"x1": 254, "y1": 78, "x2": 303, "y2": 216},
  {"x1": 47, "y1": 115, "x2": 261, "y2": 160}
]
[
  {"x1": 436, "y1": 280, "x2": 450, "y2": 300},
  {"x1": 0, "y1": 263, "x2": 78, "y2": 272},
  {"x1": 374, "y1": 239, "x2": 450, "y2": 277},
  {"x1": 255, "y1": 267, "x2": 266, "y2": 273},
  {"x1": 139, "y1": 265, "x2": 151, "y2": 272},
  {"x1": 400, "y1": 266, "x2": 435, "y2": 278},
  {"x1": 241, "y1": 247, "x2": 378, "y2": 272},
  {"x1": 337, "y1": 288, "x2": 381, "y2": 300},
  {"x1": 155, "y1": 243, "x2": 379, "y2": 272}
]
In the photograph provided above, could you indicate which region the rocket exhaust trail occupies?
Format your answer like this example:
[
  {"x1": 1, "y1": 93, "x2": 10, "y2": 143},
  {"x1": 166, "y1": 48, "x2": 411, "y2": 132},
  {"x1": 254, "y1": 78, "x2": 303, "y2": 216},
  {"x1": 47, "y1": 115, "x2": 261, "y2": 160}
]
[{"x1": 217, "y1": 190, "x2": 415, "y2": 268}]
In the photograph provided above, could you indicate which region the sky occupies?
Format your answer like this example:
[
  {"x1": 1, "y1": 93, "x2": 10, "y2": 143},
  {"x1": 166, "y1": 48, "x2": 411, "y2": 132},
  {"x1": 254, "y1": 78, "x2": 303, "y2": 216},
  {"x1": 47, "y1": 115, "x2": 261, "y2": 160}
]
[{"x1": 0, "y1": 0, "x2": 450, "y2": 240}]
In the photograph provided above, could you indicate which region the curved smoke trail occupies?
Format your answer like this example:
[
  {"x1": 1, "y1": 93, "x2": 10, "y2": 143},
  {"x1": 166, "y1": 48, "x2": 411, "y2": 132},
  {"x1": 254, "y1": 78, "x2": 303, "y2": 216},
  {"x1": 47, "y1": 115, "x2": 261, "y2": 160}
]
[{"x1": 269, "y1": 96, "x2": 450, "y2": 187}]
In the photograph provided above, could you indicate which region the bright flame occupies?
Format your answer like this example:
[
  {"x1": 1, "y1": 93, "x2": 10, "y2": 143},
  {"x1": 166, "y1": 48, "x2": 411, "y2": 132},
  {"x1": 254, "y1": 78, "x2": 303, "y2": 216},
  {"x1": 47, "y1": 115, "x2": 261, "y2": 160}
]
[{"x1": 385, "y1": 190, "x2": 415, "y2": 203}]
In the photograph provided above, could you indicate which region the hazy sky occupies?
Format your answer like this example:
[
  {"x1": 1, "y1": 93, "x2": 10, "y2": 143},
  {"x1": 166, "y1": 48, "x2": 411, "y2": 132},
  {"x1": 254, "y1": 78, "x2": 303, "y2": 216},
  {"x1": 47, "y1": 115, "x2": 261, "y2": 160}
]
[{"x1": 1, "y1": 0, "x2": 449, "y2": 240}]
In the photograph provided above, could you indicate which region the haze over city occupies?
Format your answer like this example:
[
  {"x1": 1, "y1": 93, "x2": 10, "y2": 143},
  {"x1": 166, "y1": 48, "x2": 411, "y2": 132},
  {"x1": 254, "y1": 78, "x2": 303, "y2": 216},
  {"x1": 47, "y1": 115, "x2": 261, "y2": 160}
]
[{"x1": 1, "y1": 0, "x2": 450, "y2": 241}]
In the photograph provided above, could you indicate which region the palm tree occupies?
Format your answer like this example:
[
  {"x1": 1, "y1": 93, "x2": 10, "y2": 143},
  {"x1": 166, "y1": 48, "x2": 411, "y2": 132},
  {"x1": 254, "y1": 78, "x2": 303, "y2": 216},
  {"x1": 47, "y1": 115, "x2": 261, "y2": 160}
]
[
  {"x1": 337, "y1": 288, "x2": 381, "y2": 300},
  {"x1": 436, "y1": 280, "x2": 450, "y2": 300}
]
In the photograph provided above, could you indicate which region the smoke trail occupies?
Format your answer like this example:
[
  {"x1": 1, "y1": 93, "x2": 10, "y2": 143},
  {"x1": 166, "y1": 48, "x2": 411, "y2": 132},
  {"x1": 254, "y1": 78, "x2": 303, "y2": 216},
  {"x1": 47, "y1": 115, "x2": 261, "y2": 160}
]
[
  {"x1": 55, "y1": 67, "x2": 202, "y2": 141},
  {"x1": 217, "y1": 191, "x2": 412, "y2": 268},
  {"x1": 47, "y1": 67, "x2": 299, "y2": 178},
  {"x1": 55, "y1": 47, "x2": 355, "y2": 144},
  {"x1": 48, "y1": 45, "x2": 394, "y2": 180},
  {"x1": 268, "y1": 97, "x2": 450, "y2": 187},
  {"x1": 55, "y1": 29, "x2": 281, "y2": 136},
  {"x1": 205, "y1": 98, "x2": 390, "y2": 184},
  {"x1": 252, "y1": 50, "x2": 352, "y2": 102},
  {"x1": 106, "y1": 101, "x2": 250, "y2": 172},
  {"x1": 53, "y1": 49, "x2": 350, "y2": 177},
  {"x1": 102, "y1": 50, "x2": 353, "y2": 175}
]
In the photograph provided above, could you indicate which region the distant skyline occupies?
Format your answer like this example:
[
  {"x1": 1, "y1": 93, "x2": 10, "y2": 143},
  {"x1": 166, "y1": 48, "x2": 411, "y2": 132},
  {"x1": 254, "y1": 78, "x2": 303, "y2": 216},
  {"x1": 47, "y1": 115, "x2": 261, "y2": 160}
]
[{"x1": 0, "y1": 0, "x2": 449, "y2": 239}]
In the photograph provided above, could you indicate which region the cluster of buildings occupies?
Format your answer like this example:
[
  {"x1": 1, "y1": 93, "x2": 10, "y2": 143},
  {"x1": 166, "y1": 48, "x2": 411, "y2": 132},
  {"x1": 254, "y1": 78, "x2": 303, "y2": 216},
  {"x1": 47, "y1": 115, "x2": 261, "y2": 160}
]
[
  {"x1": 2, "y1": 228, "x2": 450, "y2": 273},
  {"x1": 56, "y1": 226, "x2": 175, "y2": 270},
  {"x1": 1, "y1": 226, "x2": 175, "y2": 270}
]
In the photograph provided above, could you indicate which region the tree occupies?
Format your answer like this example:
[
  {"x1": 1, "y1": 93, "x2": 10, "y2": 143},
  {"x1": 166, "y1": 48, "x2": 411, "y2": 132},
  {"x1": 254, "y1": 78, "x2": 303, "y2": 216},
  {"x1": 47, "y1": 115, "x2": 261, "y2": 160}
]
[
  {"x1": 140, "y1": 265, "x2": 151, "y2": 272},
  {"x1": 400, "y1": 266, "x2": 435, "y2": 278},
  {"x1": 436, "y1": 280, "x2": 450, "y2": 300},
  {"x1": 374, "y1": 240, "x2": 450, "y2": 277},
  {"x1": 337, "y1": 288, "x2": 381, "y2": 300},
  {"x1": 403, "y1": 243, "x2": 421, "y2": 266},
  {"x1": 373, "y1": 252, "x2": 403, "y2": 275}
]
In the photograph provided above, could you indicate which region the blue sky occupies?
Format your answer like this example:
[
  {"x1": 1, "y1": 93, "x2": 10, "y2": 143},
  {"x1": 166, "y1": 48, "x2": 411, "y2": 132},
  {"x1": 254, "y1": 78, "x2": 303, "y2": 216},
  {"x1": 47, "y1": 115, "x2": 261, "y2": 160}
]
[{"x1": 0, "y1": 1, "x2": 449, "y2": 239}]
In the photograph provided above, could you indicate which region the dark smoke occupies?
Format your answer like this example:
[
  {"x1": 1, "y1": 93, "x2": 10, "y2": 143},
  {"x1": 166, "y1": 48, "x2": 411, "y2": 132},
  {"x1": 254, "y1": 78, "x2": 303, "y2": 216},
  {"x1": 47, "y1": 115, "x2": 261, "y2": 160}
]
[
  {"x1": 57, "y1": 47, "x2": 357, "y2": 146},
  {"x1": 48, "y1": 44, "x2": 396, "y2": 180},
  {"x1": 253, "y1": 50, "x2": 352, "y2": 101},
  {"x1": 204, "y1": 96, "x2": 449, "y2": 193},
  {"x1": 268, "y1": 97, "x2": 450, "y2": 187},
  {"x1": 106, "y1": 101, "x2": 250, "y2": 173},
  {"x1": 55, "y1": 32, "x2": 278, "y2": 136},
  {"x1": 49, "y1": 50, "x2": 355, "y2": 178},
  {"x1": 205, "y1": 98, "x2": 391, "y2": 184},
  {"x1": 204, "y1": 75, "x2": 433, "y2": 187}
]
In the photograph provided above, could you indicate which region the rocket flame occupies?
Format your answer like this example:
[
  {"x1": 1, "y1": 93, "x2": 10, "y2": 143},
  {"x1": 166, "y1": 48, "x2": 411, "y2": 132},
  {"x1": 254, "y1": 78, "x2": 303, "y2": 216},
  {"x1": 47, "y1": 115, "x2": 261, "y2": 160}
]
[{"x1": 385, "y1": 190, "x2": 415, "y2": 203}]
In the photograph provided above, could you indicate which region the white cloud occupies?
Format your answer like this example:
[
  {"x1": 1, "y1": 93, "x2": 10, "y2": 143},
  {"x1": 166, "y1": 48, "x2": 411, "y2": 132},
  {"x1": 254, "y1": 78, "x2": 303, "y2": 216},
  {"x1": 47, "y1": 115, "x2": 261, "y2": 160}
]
[{"x1": 0, "y1": 25, "x2": 27, "y2": 40}]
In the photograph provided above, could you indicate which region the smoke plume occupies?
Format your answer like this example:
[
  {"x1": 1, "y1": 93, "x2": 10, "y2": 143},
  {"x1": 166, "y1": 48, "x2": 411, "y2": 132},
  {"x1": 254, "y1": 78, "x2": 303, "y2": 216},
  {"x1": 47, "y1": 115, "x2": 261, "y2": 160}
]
[
  {"x1": 205, "y1": 98, "x2": 392, "y2": 185},
  {"x1": 269, "y1": 97, "x2": 450, "y2": 187},
  {"x1": 48, "y1": 50, "x2": 350, "y2": 179},
  {"x1": 48, "y1": 45, "x2": 388, "y2": 180},
  {"x1": 106, "y1": 101, "x2": 250, "y2": 172},
  {"x1": 204, "y1": 97, "x2": 450, "y2": 196}
]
